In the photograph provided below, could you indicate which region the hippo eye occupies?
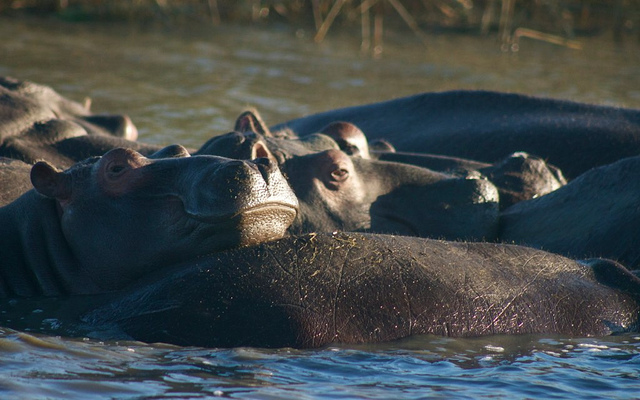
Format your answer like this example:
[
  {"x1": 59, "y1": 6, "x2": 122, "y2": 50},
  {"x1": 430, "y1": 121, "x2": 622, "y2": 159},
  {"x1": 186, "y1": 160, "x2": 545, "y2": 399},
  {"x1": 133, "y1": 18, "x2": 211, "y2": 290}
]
[{"x1": 106, "y1": 163, "x2": 127, "y2": 178}]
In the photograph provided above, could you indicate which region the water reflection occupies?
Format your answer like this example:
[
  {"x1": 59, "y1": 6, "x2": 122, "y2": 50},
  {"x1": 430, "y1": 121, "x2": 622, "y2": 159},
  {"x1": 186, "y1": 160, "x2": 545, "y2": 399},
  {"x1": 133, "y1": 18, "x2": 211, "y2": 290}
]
[{"x1": 1, "y1": 17, "x2": 638, "y2": 151}]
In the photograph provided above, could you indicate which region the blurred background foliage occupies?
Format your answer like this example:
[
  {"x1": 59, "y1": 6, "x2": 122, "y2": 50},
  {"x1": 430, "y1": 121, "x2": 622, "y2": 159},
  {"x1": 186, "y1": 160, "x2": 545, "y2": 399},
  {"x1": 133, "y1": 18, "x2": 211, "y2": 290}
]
[{"x1": 1, "y1": 1, "x2": 638, "y2": 44}]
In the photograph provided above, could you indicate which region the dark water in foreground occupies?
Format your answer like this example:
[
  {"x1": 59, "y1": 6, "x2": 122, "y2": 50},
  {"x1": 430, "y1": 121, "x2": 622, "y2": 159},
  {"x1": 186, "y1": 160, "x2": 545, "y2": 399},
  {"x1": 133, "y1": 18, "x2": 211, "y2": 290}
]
[
  {"x1": 2, "y1": 328, "x2": 640, "y2": 399},
  {"x1": 1, "y1": 17, "x2": 640, "y2": 399}
]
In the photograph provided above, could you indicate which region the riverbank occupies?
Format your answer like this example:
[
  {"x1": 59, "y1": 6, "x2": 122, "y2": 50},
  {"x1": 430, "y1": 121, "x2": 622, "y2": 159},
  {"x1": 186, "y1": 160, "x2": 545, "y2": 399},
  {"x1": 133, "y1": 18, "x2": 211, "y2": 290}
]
[{"x1": 2, "y1": 0, "x2": 638, "y2": 44}]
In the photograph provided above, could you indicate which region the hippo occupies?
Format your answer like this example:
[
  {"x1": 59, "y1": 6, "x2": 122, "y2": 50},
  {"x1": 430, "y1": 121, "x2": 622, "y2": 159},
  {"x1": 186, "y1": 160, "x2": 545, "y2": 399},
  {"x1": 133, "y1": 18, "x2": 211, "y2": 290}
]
[
  {"x1": 74, "y1": 232, "x2": 640, "y2": 348},
  {"x1": 500, "y1": 155, "x2": 640, "y2": 269},
  {"x1": 0, "y1": 146, "x2": 298, "y2": 297},
  {"x1": 271, "y1": 90, "x2": 640, "y2": 179},
  {"x1": 0, "y1": 76, "x2": 161, "y2": 168},
  {"x1": 197, "y1": 113, "x2": 500, "y2": 241}
]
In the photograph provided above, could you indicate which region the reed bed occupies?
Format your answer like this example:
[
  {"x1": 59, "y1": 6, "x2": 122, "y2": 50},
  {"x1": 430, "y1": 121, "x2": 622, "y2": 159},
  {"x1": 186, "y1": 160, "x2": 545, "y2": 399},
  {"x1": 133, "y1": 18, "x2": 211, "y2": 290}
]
[{"x1": 1, "y1": 1, "x2": 638, "y2": 51}]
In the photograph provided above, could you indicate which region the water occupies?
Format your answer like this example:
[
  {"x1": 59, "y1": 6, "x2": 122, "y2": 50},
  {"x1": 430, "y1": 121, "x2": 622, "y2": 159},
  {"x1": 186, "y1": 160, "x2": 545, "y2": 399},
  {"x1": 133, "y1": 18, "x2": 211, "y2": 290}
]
[
  {"x1": 1, "y1": 16, "x2": 640, "y2": 399},
  {"x1": 1, "y1": 328, "x2": 639, "y2": 399}
]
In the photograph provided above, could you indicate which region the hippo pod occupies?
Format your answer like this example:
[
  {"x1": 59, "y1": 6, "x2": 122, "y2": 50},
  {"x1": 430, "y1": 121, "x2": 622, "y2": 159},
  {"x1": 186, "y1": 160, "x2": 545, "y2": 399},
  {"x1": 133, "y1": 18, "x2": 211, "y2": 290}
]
[
  {"x1": 0, "y1": 76, "x2": 161, "y2": 168},
  {"x1": 197, "y1": 111, "x2": 500, "y2": 241},
  {"x1": 272, "y1": 90, "x2": 640, "y2": 179},
  {"x1": 81, "y1": 232, "x2": 640, "y2": 348},
  {"x1": 0, "y1": 146, "x2": 298, "y2": 296}
]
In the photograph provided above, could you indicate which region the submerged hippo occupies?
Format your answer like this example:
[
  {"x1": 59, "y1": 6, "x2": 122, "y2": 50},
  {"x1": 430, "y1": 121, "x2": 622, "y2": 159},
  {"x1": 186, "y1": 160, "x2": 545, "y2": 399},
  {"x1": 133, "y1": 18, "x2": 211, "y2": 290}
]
[
  {"x1": 272, "y1": 91, "x2": 640, "y2": 179},
  {"x1": 197, "y1": 112, "x2": 500, "y2": 241},
  {"x1": 0, "y1": 76, "x2": 161, "y2": 168},
  {"x1": 0, "y1": 146, "x2": 298, "y2": 297},
  {"x1": 79, "y1": 232, "x2": 640, "y2": 348},
  {"x1": 500, "y1": 155, "x2": 640, "y2": 269}
]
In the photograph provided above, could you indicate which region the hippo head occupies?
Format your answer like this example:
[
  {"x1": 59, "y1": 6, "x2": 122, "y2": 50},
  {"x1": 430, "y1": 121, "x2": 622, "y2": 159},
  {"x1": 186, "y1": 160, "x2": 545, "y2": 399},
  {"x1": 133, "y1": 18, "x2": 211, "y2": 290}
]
[
  {"x1": 30, "y1": 146, "x2": 298, "y2": 289},
  {"x1": 0, "y1": 76, "x2": 138, "y2": 140},
  {"x1": 282, "y1": 149, "x2": 499, "y2": 238},
  {"x1": 480, "y1": 152, "x2": 567, "y2": 209},
  {"x1": 0, "y1": 76, "x2": 138, "y2": 160},
  {"x1": 196, "y1": 110, "x2": 370, "y2": 162}
]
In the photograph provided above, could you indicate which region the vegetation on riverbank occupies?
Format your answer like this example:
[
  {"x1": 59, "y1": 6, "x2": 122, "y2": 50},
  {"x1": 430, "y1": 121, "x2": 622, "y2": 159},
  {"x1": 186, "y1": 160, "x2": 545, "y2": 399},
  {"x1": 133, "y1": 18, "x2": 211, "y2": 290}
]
[{"x1": 2, "y1": 1, "x2": 638, "y2": 46}]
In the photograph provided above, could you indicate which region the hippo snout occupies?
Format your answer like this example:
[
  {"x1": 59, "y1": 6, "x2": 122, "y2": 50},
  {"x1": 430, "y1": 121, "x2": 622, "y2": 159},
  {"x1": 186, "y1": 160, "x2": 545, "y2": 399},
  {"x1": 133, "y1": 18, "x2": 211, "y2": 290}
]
[{"x1": 184, "y1": 155, "x2": 298, "y2": 223}]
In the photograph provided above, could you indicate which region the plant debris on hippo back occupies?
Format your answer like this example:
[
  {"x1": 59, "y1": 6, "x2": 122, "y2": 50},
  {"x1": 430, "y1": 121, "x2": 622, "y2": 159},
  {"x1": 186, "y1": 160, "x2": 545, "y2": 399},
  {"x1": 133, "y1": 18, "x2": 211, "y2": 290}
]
[{"x1": 0, "y1": 145, "x2": 298, "y2": 297}]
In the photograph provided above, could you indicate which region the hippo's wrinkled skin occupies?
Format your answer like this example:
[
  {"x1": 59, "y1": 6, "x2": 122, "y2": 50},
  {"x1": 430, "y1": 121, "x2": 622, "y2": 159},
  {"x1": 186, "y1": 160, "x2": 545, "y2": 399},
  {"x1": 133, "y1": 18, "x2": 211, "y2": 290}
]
[
  {"x1": 0, "y1": 76, "x2": 161, "y2": 168},
  {"x1": 0, "y1": 146, "x2": 298, "y2": 296},
  {"x1": 197, "y1": 113, "x2": 500, "y2": 241},
  {"x1": 272, "y1": 91, "x2": 640, "y2": 179},
  {"x1": 82, "y1": 232, "x2": 640, "y2": 348},
  {"x1": 500, "y1": 155, "x2": 640, "y2": 269}
]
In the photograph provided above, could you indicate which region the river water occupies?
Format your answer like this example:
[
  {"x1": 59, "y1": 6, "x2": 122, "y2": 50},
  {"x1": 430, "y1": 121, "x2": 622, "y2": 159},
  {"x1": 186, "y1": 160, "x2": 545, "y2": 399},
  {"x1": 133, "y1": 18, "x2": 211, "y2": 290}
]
[{"x1": 1, "y1": 16, "x2": 640, "y2": 399}]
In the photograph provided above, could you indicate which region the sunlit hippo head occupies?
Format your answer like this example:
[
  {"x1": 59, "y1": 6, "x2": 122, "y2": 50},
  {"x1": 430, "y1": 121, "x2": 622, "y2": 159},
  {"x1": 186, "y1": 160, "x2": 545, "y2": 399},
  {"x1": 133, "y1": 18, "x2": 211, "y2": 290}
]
[{"x1": 30, "y1": 145, "x2": 298, "y2": 288}]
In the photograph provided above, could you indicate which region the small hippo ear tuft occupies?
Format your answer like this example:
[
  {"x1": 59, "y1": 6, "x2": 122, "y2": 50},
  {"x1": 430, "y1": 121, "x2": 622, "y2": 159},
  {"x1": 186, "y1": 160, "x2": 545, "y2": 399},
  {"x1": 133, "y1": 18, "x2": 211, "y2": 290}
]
[
  {"x1": 234, "y1": 109, "x2": 272, "y2": 137},
  {"x1": 31, "y1": 162, "x2": 72, "y2": 200}
]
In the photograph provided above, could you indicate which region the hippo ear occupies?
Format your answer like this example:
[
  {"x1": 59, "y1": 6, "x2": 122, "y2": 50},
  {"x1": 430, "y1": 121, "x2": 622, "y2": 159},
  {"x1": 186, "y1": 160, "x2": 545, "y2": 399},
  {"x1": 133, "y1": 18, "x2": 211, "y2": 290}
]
[
  {"x1": 234, "y1": 109, "x2": 273, "y2": 137},
  {"x1": 31, "y1": 161, "x2": 72, "y2": 201}
]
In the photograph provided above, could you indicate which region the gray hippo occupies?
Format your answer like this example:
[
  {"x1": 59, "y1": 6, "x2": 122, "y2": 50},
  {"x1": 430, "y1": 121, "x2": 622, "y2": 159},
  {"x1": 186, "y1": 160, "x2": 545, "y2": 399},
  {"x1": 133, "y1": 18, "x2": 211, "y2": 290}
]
[
  {"x1": 0, "y1": 76, "x2": 161, "y2": 168},
  {"x1": 271, "y1": 91, "x2": 640, "y2": 179},
  {"x1": 78, "y1": 232, "x2": 640, "y2": 348},
  {"x1": 500, "y1": 155, "x2": 640, "y2": 270},
  {"x1": 197, "y1": 114, "x2": 500, "y2": 241},
  {"x1": 0, "y1": 146, "x2": 298, "y2": 297}
]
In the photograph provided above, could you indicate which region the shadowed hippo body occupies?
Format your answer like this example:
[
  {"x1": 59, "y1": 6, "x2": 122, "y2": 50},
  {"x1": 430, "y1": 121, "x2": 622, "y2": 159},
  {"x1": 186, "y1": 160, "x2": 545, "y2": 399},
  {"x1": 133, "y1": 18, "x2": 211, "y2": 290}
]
[
  {"x1": 0, "y1": 76, "x2": 161, "y2": 168},
  {"x1": 82, "y1": 232, "x2": 640, "y2": 348},
  {"x1": 0, "y1": 146, "x2": 297, "y2": 297},
  {"x1": 272, "y1": 91, "x2": 640, "y2": 179},
  {"x1": 500, "y1": 155, "x2": 640, "y2": 269}
]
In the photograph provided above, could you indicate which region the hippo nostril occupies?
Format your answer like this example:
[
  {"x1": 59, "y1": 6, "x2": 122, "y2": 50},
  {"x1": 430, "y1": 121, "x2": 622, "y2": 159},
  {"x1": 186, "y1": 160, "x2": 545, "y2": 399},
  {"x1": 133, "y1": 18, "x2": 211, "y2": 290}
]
[
  {"x1": 252, "y1": 157, "x2": 275, "y2": 183},
  {"x1": 253, "y1": 157, "x2": 271, "y2": 167}
]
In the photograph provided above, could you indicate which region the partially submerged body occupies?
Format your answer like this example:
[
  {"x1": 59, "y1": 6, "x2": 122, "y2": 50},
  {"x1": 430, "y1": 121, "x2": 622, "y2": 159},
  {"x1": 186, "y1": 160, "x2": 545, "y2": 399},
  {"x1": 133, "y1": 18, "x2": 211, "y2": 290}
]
[{"x1": 82, "y1": 232, "x2": 640, "y2": 348}]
